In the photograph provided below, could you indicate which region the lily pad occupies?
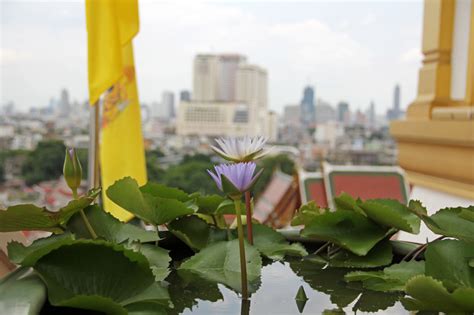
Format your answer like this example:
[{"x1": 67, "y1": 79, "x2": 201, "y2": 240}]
[
  {"x1": 301, "y1": 210, "x2": 392, "y2": 256},
  {"x1": 334, "y1": 193, "x2": 365, "y2": 215},
  {"x1": 359, "y1": 199, "x2": 420, "y2": 233},
  {"x1": 425, "y1": 239, "x2": 474, "y2": 290},
  {"x1": 290, "y1": 259, "x2": 360, "y2": 308},
  {"x1": 195, "y1": 194, "x2": 227, "y2": 214},
  {"x1": 179, "y1": 240, "x2": 262, "y2": 294},
  {"x1": 33, "y1": 240, "x2": 170, "y2": 314},
  {"x1": 291, "y1": 201, "x2": 327, "y2": 226},
  {"x1": 106, "y1": 177, "x2": 194, "y2": 225},
  {"x1": 345, "y1": 260, "x2": 425, "y2": 292},
  {"x1": 421, "y1": 206, "x2": 474, "y2": 242},
  {"x1": 7, "y1": 233, "x2": 76, "y2": 267},
  {"x1": 168, "y1": 215, "x2": 227, "y2": 251},
  {"x1": 0, "y1": 269, "x2": 47, "y2": 315},
  {"x1": 0, "y1": 188, "x2": 100, "y2": 233},
  {"x1": 134, "y1": 244, "x2": 171, "y2": 282},
  {"x1": 306, "y1": 240, "x2": 393, "y2": 269},
  {"x1": 167, "y1": 270, "x2": 223, "y2": 315},
  {"x1": 402, "y1": 276, "x2": 474, "y2": 312},
  {"x1": 245, "y1": 224, "x2": 307, "y2": 260},
  {"x1": 67, "y1": 205, "x2": 158, "y2": 243},
  {"x1": 139, "y1": 182, "x2": 189, "y2": 202}
]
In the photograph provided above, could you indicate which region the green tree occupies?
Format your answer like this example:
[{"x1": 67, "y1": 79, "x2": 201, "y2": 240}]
[
  {"x1": 22, "y1": 140, "x2": 66, "y2": 186},
  {"x1": 146, "y1": 149, "x2": 165, "y2": 182}
]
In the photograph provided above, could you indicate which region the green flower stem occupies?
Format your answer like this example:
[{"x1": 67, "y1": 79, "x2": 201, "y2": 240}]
[
  {"x1": 245, "y1": 191, "x2": 253, "y2": 245},
  {"x1": 73, "y1": 189, "x2": 97, "y2": 239},
  {"x1": 234, "y1": 198, "x2": 249, "y2": 300}
]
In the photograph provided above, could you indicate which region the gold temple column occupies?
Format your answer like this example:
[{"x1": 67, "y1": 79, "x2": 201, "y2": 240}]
[
  {"x1": 390, "y1": 0, "x2": 474, "y2": 199},
  {"x1": 408, "y1": 0, "x2": 455, "y2": 119}
]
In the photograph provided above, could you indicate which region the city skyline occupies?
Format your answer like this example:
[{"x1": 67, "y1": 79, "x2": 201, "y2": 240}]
[{"x1": 1, "y1": 1, "x2": 422, "y2": 113}]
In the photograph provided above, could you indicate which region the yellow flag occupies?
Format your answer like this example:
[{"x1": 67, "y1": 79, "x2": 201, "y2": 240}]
[{"x1": 86, "y1": 0, "x2": 146, "y2": 221}]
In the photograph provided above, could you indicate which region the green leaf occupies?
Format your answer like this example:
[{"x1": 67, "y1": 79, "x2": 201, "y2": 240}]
[
  {"x1": 345, "y1": 260, "x2": 425, "y2": 292},
  {"x1": 134, "y1": 244, "x2": 171, "y2": 282},
  {"x1": 245, "y1": 224, "x2": 307, "y2": 260},
  {"x1": 420, "y1": 206, "x2": 474, "y2": 242},
  {"x1": 106, "y1": 177, "x2": 195, "y2": 225},
  {"x1": 167, "y1": 270, "x2": 223, "y2": 315},
  {"x1": 359, "y1": 199, "x2": 421, "y2": 233},
  {"x1": 143, "y1": 194, "x2": 195, "y2": 225},
  {"x1": 291, "y1": 201, "x2": 327, "y2": 226},
  {"x1": 125, "y1": 301, "x2": 168, "y2": 315},
  {"x1": 352, "y1": 290, "x2": 402, "y2": 313},
  {"x1": 140, "y1": 182, "x2": 189, "y2": 201},
  {"x1": 168, "y1": 215, "x2": 227, "y2": 251},
  {"x1": 7, "y1": 233, "x2": 75, "y2": 266},
  {"x1": 33, "y1": 240, "x2": 170, "y2": 314},
  {"x1": 334, "y1": 193, "x2": 365, "y2": 215},
  {"x1": 179, "y1": 240, "x2": 262, "y2": 293},
  {"x1": 0, "y1": 270, "x2": 47, "y2": 315},
  {"x1": 295, "y1": 285, "x2": 308, "y2": 301},
  {"x1": 0, "y1": 188, "x2": 100, "y2": 233},
  {"x1": 295, "y1": 285, "x2": 308, "y2": 313},
  {"x1": 289, "y1": 260, "x2": 360, "y2": 308},
  {"x1": 67, "y1": 205, "x2": 158, "y2": 243},
  {"x1": 402, "y1": 276, "x2": 474, "y2": 312},
  {"x1": 307, "y1": 240, "x2": 393, "y2": 269},
  {"x1": 301, "y1": 210, "x2": 392, "y2": 256},
  {"x1": 425, "y1": 239, "x2": 474, "y2": 290},
  {"x1": 408, "y1": 200, "x2": 428, "y2": 216},
  {"x1": 215, "y1": 199, "x2": 245, "y2": 215},
  {"x1": 195, "y1": 194, "x2": 226, "y2": 214}
]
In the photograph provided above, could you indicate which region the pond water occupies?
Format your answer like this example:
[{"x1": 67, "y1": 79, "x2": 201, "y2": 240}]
[{"x1": 170, "y1": 258, "x2": 409, "y2": 315}]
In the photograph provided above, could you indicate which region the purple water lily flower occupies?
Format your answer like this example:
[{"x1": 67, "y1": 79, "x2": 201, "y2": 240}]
[{"x1": 207, "y1": 162, "x2": 263, "y2": 196}]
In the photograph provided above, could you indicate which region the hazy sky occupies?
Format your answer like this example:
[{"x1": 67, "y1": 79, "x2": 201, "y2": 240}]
[{"x1": 1, "y1": 0, "x2": 423, "y2": 114}]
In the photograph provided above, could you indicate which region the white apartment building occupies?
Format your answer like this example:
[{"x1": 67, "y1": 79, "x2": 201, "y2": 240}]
[
  {"x1": 178, "y1": 53, "x2": 276, "y2": 141},
  {"x1": 177, "y1": 101, "x2": 255, "y2": 137}
]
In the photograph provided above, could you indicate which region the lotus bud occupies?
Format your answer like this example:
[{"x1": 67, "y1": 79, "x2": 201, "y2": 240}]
[{"x1": 63, "y1": 148, "x2": 82, "y2": 194}]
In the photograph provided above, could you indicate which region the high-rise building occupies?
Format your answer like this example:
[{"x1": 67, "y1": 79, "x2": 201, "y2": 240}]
[
  {"x1": 367, "y1": 100, "x2": 376, "y2": 128},
  {"x1": 180, "y1": 90, "x2": 191, "y2": 102},
  {"x1": 178, "y1": 53, "x2": 273, "y2": 139},
  {"x1": 283, "y1": 105, "x2": 301, "y2": 126},
  {"x1": 394, "y1": 84, "x2": 400, "y2": 112},
  {"x1": 387, "y1": 84, "x2": 401, "y2": 121},
  {"x1": 235, "y1": 64, "x2": 268, "y2": 134},
  {"x1": 58, "y1": 88, "x2": 71, "y2": 116},
  {"x1": 192, "y1": 54, "x2": 246, "y2": 102},
  {"x1": 162, "y1": 91, "x2": 175, "y2": 119},
  {"x1": 300, "y1": 86, "x2": 315, "y2": 126},
  {"x1": 315, "y1": 99, "x2": 336, "y2": 123},
  {"x1": 193, "y1": 54, "x2": 219, "y2": 101},
  {"x1": 218, "y1": 54, "x2": 247, "y2": 101},
  {"x1": 337, "y1": 102, "x2": 350, "y2": 123}
]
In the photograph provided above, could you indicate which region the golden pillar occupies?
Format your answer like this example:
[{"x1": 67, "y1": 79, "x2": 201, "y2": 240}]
[{"x1": 390, "y1": 0, "x2": 474, "y2": 199}]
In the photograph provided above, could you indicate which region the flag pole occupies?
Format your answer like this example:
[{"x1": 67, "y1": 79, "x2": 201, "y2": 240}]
[{"x1": 88, "y1": 101, "x2": 100, "y2": 189}]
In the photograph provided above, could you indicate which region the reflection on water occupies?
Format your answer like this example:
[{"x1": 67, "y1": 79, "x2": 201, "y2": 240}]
[{"x1": 175, "y1": 259, "x2": 409, "y2": 314}]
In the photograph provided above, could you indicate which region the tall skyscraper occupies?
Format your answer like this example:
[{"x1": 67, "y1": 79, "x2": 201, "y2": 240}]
[
  {"x1": 218, "y1": 54, "x2": 247, "y2": 101},
  {"x1": 337, "y1": 101, "x2": 350, "y2": 123},
  {"x1": 180, "y1": 90, "x2": 191, "y2": 102},
  {"x1": 193, "y1": 54, "x2": 219, "y2": 101},
  {"x1": 300, "y1": 86, "x2": 315, "y2": 126},
  {"x1": 192, "y1": 54, "x2": 246, "y2": 102},
  {"x1": 162, "y1": 91, "x2": 175, "y2": 119},
  {"x1": 387, "y1": 84, "x2": 402, "y2": 121},
  {"x1": 178, "y1": 53, "x2": 274, "y2": 139},
  {"x1": 151, "y1": 91, "x2": 175, "y2": 119},
  {"x1": 368, "y1": 100, "x2": 376, "y2": 128},
  {"x1": 393, "y1": 84, "x2": 400, "y2": 113},
  {"x1": 58, "y1": 88, "x2": 71, "y2": 116}
]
